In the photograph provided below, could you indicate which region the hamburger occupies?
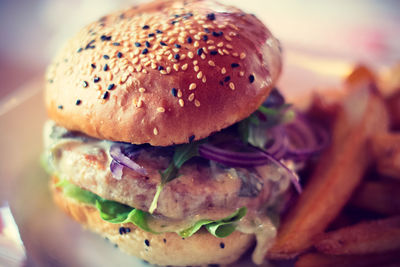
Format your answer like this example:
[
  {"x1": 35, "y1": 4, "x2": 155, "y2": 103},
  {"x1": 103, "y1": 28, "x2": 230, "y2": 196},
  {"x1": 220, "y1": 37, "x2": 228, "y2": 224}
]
[{"x1": 42, "y1": 0, "x2": 322, "y2": 265}]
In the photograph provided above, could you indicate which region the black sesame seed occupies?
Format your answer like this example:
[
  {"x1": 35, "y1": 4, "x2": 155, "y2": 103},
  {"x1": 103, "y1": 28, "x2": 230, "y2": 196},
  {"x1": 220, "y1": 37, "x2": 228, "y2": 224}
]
[
  {"x1": 174, "y1": 54, "x2": 180, "y2": 60},
  {"x1": 91, "y1": 63, "x2": 96, "y2": 69},
  {"x1": 207, "y1": 13, "x2": 216, "y2": 21},
  {"x1": 119, "y1": 227, "x2": 126, "y2": 235},
  {"x1": 197, "y1": 48, "x2": 203, "y2": 56},
  {"x1": 103, "y1": 64, "x2": 109, "y2": 71},
  {"x1": 100, "y1": 35, "x2": 111, "y2": 41},
  {"x1": 112, "y1": 42, "x2": 120, "y2": 46},
  {"x1": 163, "y1": 238, "x2": 167, "y2": 243},
  {"x1": 57, "y1": 105, "x2": 63, "y2": 110},
  {"x1": 145, "y1": 41, "x2": 151, "y2": 48},
  {"x1": 160, "y1": 41, "x2": 167, "y2": 46},
  {"x1": 174, "y1": 14, "x2": 180, "y2": 18},
  {"x1": 94, "y1": 77, "x2": 100, "y2": 83},
  {"x1": 144, "y1": 239, "x2": 150, "y2": 247},
  {"x1": 126, "y1": 227, "x2": 131, "y2": 233},
  {"x1": 102, "y1": 91, "x2": 109, "y2": 100},
  {"x1": 82, "y1": 81, "x2": 88, "y2": 87},
  {"x1": 156, "y1": 29, "x2": 163, "y2": 34},
  {"x1": 103, "y1": 55, "x2": 109, "y2": 59},
  {"x1": 85, "y1": 40, "x2": 95, "y2": 49},
  {"x1": 204, "y1": 28, "x2": 210, "y2": 33},
  {"x1": 75, "y1": 99, "x2": 82, "y2": 105},
  {"x1": 77, "y1": 47, "x2": 83, "y2": 53},
  {"x1": 212, "y1": 31, "x2": 223, "y2": 37},
  {"x1": 174, "y1": 44, "x2": 181, "y2": 48},
  {"x1": 171, "y1": 88, "x2": 177, "y2": 97},
  {"x1": 249, "y1": 74, "x2": 255, "y2": 83},
  {"x1": 135, "y1": 42, "x2": 141, "y2": 47},
  {"x1": 171, "y1": 20, "x2": 178, "y2": 25},
  {"x1": 202, "y1": 35, "x2": 208, "y2": 41},
  {"x1": 142, "y1": 25, "x2": 150, "y2": 29},
  {"x1": 148, "y1": 33, "x2": 155, "y2": 37},
  {"x1": 219, "y1": 81, "x2": 224, "y2": 85},
  {"x1": 189, "y1": 135, "x2": 195, "y2": 143},
  {"x1": 48, "y1": 79, "x2": 53, "y2": 84},
  {"x1": 210, "y1": 50, "x2": 218, "y2": 55},
  {"x1": 142, "y1": 48, "x2": 148, "y2": 55},
  {"x1": 220, "y1": 242, "x2": 225, "y2": 249},
  {"x1": 187, "y1": 37, "x2": 192, "y2": 43},
  {"x1": 231, "y1": 63, "x2": 240, "y2": 68},
  {"x1": 224, "y1": 76, "x2": 231, "y2": 82},
  {"x1": 107, "y1": 83, "x2": 115, "y2": 90},
  {"x1": 117, "y1": 52, "x2": 123, "y2": 58},
  {"x1": 158, "y1": 66, "x2": 164, "y2": 71}
]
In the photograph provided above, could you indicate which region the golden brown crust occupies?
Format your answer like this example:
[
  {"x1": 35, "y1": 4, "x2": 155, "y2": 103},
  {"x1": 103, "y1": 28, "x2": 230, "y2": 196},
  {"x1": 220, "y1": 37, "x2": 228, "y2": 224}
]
[
  {"x1": 51, "y1": 179, "x2": 255, "y2": 266},
  {"x1": 45, "y1": 0, "x2": 281, "y2": 146}
]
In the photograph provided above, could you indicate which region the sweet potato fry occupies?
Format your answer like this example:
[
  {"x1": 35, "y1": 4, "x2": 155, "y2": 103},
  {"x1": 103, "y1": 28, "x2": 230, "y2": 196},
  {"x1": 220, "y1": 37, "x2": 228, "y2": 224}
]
[
  {"x1": 314, "y1": 216, "x2": 400, "y2": 255},
  {"x1": 350, "y1": 181, "x2": 400, "y2": 215},
  {"x1": 371, "y1": 133, "x2": 400, "y2": 180},
  {"x1": 267, "y1": 84, "x2": 389, "y2": 259},
  {"x1": 344, "y1": 65, "x2": 376, "y2": 90},
  {"x1": 295, "y1": 251, "x2": 400, "y2": 267}
]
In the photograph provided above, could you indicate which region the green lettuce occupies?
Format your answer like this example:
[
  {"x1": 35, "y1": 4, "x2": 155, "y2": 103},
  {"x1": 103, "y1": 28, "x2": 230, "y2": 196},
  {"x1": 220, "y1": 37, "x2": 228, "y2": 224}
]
[{"x1": 57, "y1": 180, "x2": 246, "y2": 238}]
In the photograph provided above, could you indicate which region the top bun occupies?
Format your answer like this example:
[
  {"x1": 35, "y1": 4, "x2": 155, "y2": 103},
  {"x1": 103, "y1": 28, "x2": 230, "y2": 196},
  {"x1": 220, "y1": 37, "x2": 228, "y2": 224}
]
[{"x1": 45, "y1": 0, "x2": 282, "y2": 146}]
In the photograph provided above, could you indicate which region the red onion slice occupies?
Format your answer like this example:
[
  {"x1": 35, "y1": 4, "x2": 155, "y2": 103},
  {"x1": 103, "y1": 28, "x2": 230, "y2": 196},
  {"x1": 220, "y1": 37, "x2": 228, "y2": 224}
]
[
  {"x1": 109, "y1": 144, "x2": 147, "y2": 177},
  {"x1": 110, "y1": 160, "x2": 124, "y2": 180}
]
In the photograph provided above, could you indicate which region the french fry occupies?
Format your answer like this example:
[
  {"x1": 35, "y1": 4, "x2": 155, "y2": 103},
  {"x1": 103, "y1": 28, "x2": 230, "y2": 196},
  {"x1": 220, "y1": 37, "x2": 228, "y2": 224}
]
[
  {"x1": 371, "y1": 133, "x2": 400, "y2": 180},
  {"x1": 313, "y1": 216, "x2": 400, "y2": 255},
  {"x1": 295, "y1": 251, "x2": 400, "y2": 267},
  {"x1": 267, "y1": 83, "x2": 389, "y2": 259},
  {"x1": 350, "y1": 181, "x2": 400, "y2": 215},
  {"x1": 344, "y1": 65, "x2": 376, "y2": 90}
]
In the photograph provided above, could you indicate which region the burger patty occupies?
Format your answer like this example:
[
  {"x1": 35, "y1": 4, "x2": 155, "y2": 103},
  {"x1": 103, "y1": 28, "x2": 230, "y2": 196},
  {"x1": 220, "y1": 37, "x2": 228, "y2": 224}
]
[{"x1": 44, "y1": 121, "x2": 291, "y2": 220}]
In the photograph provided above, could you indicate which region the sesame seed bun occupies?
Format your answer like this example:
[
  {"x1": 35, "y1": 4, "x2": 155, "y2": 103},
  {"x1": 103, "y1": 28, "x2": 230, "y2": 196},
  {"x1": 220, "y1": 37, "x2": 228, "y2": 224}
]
[
  {"x1": 45, "y1": 0, "x2": 282, "y2": 146},
  {"x1": 51, "y1": 178, "x2": 255, "y2": 266}
]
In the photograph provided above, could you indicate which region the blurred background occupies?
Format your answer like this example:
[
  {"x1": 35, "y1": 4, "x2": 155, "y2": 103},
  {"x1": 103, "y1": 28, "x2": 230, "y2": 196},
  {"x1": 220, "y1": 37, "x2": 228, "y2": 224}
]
[{"x1": 0, "y1": 0, "x2": 399, "y2": 101}]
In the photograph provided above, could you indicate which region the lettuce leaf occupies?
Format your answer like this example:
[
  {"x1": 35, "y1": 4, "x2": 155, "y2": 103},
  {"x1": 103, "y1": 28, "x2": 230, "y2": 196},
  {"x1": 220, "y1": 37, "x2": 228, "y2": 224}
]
[{"x1": 57, "y1": 180, "x2": 245, "y2": 238}]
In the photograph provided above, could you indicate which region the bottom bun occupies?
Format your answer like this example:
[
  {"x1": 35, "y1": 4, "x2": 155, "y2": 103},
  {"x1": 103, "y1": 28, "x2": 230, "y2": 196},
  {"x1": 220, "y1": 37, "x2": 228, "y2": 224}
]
[{"x1": 51, "y1": 180, "x2": 255, "y2": 266}]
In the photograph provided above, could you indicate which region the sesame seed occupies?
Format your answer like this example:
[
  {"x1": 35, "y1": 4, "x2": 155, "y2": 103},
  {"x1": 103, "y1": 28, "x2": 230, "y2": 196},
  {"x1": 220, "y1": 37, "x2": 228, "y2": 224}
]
[
  {"x1": 224, "y1": 76, "x2": 231, "y2": 82},
  {"x1": 160, "y1": 41, "x2": 167, "y2": 46},
  {"x1": 187, "y1": 37, "x2": 192, "y2": 43},
  {"x1": 204, "y1": 28, "x2": 210, "y2": 33},
  {"x1": 217, "y1": 42, "x2": 224, "y2": 47},
  {"x1": 142, "y1": 25, "x2": 150, "y2": 29},
  {"x1": 113, "y1": 42, "x2": 120, "y2": 46},
  {"x1": 194, "y1": 41, "x2": 199, "y2": 47},
  {"x1": 197, "y1": 48, "x2": 203, "y2": 56},
  {"x1": 177, "y1": 89, "x2": 182, "y2": 97},
  {"x1": 207, "y1": 13, "x2": 216, "y2": 21},
  {"x1": 174, "y1": 54, "x2": 180, "y2": 60},
  {"x1": 145, "y1": 41, "x2": 151, "y2": 48},
  {"x1": 226, "y1": 44, "x2": 233, "y2": 49},
  {"x1": 160, "y1": 70, "x2": 167, "y2": 75},
  {"x1": 200, "y1": 54, "x2": 206, "y2": 60},
  {"x1": 189, "y1": 83, "x2": 197, "y2": 90},
  {"x1": 156, "y1": 29, "x2": 163, "y2": 34},
  {"x1": 75, "y1": 99, "x2": 81, "y2": 105},
  {"x1": 103, "y1": 64, "x2": 109, "y2": 71},
  {"x1": 58, "y1": 105, "x2": 63, "y2": 109},
  {"x1": 145, "y1": 239, "x2": 150, "y2": 246},
  {"x1": 202, "y1": 35, "x2": 208, "y2": 41},
  {"x1": 139, "y1": 87, "x2": 146, "y2": 93},
  {"x1": 210, "y1": 50, "x2": 218, "y2": 55},
  {"x1": 229, "y1": 82, "x2": 235, "y2": 90},
  {"x1": 82, "y1": 81, "x2": 88, "y2": 88},
  {"x1": 148, "y1": 33, "x2": 155, "y2": 37},
  {"x1": 157, "y1": 107, "x2": 165, "y2": 113},
  {"x1": 194, "y1": 66, "x2": 199, "y2": 72},
  {"x1": 173, "y1": 64, "x2": 179, "y2": 71},
  {"x1": 188, "y1": 93, "x2": 195, "y2": 101},
  {"x1": 188, "y1": 52, "x2": 194, "y2": 59},
  {"x1": 221, "y1": 67, "x2": 226, "y2": 74},
  {"x1": 135, "y1": 42, "x2": 141, "y2": 47},
  {"x1": 171, "y1": 88, "x2": 178, "y2": 97},
  {"x1": 107, "y1": 84, "x2": 115, "y2": 90},
  {"x1": 163, "y1": 238, "x2": 167, "y2": 243},
  {"x1": 103, "y1": 55, "x2": 110, "y2": 60},
  {"x1": 193, "y1": 60, "x2": 198, "y2": 65},
  {"x1": 189, "y1": 135, "x2": 195, "y2": 142},
  {"x1": 249, "y1": 74, "x2": 255, "y2": 83},
  {"x1": 91, "y1": 63, "x2": 96, "y2": 69},
  {"x1": 220, "y1": 242, "x2": 225, "y2": 249},
  {"x1": 102, "y1": 91, "x2": 109, "y2": 99},
  {"x1": 142, "y1": 48, "x2": 148, "y2": 54},
  {"x1": 194, "y1": 99, "x2": 201, "y2": 107},
  {"x1": 240, "y1": 53, "x2": 246, "y2": 59},
  {"x1": 77, "y1": 48, "x2": 83, "y2": 53},
  {"x1": 117, "y1": 52, "x2": 123, "y2": 58},
  {"x1": 197, "y1": 71, "x2": 203, "y2": 79},
  {"x1": 231, "y1": 63, "x2": 239, "y2": 68},
  {"x1": 212, "y1": 31, "x2": 223, "y2": 37},
  {"x1": 179, "y1": 99, "x2": 184, "y2": 107},
  {"x1": 174, "y1": 44, "x2": 181, "y2": 48},
  {"x1": 158, "y1": 66, "x2": 164, "y2": 71},
  {"x1": 94, "y1": 77, "x2": 100, "y2": 83},
  {"x1": 181, "y1": 63, "x2": 188, "y2": 70},
  {"x1": 202, "y1": 76, "x2": 207, "y2": 83},
  {"x1": 240, "y1": 71, "x2": 245, "y2": 77},
  {"x1": 100, "y1": 35, "x2": 111, "y2": 41},
  {"x1": 208, "y1": 60, "x2": 215, "y2": 66}
]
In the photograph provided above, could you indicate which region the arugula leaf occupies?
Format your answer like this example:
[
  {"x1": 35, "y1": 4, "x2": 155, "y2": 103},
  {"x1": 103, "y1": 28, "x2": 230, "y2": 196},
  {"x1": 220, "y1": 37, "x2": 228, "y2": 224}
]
[
  {"x1": 56, "y1": 180, "x2": 246, "y2": 238},
  {"x1": 179, "y1": 207, "x2": 247, "y2": 238},
  {"x1": 149, "y1": 142, "x2": 201, "y2": 213}
]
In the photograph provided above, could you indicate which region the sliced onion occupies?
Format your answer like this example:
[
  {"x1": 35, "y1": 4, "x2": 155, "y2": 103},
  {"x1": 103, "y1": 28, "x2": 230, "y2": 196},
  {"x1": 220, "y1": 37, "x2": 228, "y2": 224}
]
[
  {"x1": 199, "y1": 143, "x2": 302, "y2": 193},
  {"x1": 264, "y1": 126, "x2": 287, "y2": 159},
  {"x1": 109, "y1": 143, "x2": 147, "y2": 178},
  {"x1": 110, "y1": 160, "x2": 124, "y2": 180}
]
